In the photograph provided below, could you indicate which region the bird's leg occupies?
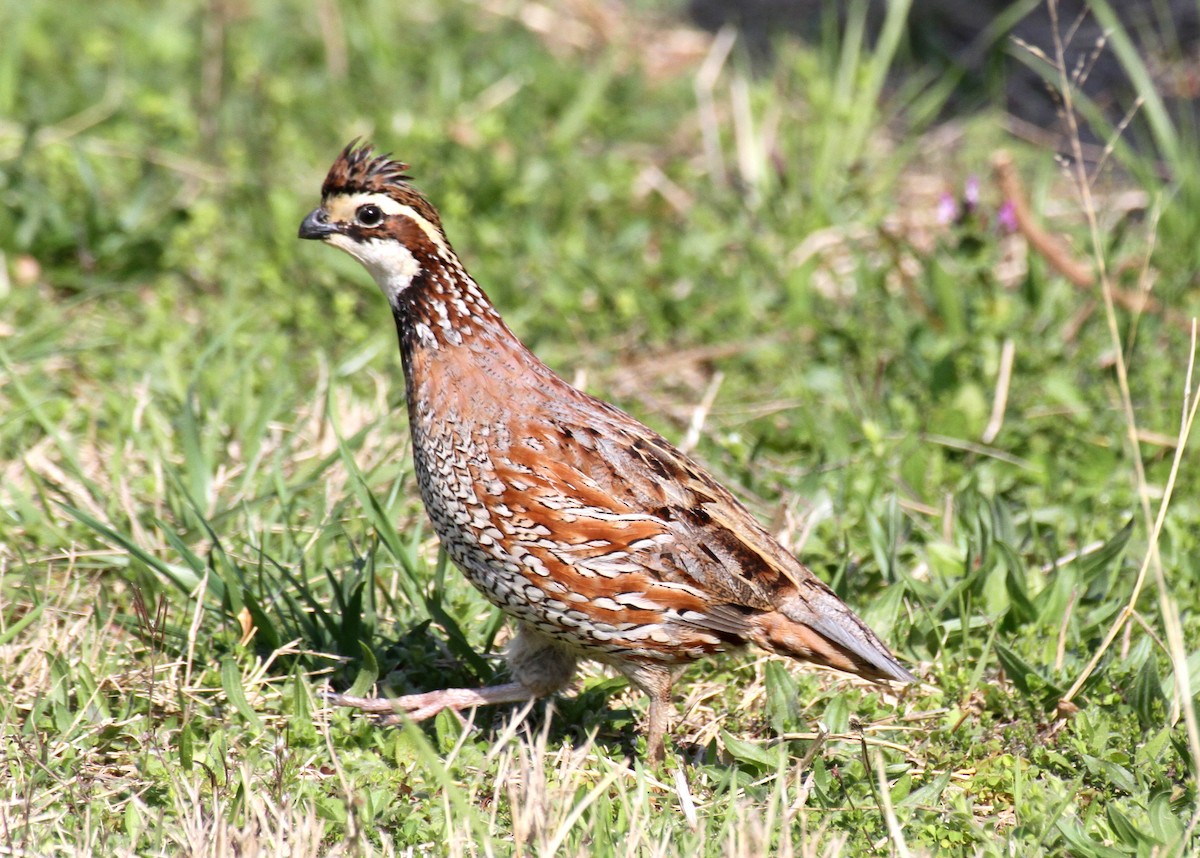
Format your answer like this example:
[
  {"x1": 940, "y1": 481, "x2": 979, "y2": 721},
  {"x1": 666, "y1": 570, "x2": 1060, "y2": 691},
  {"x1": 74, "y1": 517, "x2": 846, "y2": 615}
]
[
  {"x1": 327, "y1": 624, "x2": 578, "y2": 727},
  {"x1": 625, "y1": 664, "x2": 687, "y2": 763},
  {"x1": 325, "y1": 683, "x2": 537, "y2": 723},
  {"x1": 646, "y1": 687, "x2": 670, "y2": 764}
]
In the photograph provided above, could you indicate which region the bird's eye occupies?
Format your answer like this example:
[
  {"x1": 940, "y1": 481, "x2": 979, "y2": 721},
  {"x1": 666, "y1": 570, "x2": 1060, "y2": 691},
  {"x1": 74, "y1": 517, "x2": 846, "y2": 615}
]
[{"x1": 356, "y1": 204, "x2": 384, "y2": 227}]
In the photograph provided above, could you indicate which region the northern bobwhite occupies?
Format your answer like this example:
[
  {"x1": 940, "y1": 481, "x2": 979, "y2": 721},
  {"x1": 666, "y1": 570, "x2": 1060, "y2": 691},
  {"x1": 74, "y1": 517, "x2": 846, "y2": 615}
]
[{"x1": 299, "y1": 142, "x2": 915, "y2": 761}]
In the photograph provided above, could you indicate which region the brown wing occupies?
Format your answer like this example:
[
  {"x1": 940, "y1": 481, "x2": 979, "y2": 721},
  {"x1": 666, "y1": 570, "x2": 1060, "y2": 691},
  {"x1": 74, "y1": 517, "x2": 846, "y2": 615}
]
[
  {"x1": 602, "y1": 418, "x2": 916, "y2": 682},
  {"x1": 487, "y1": 400, "x2": 914, "y2": 682}
]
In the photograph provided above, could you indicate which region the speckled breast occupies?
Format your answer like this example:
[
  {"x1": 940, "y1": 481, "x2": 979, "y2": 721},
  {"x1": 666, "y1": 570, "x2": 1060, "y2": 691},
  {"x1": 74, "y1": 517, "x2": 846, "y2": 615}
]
[
  {"x1": 411, "y1": 410, "x2": 584, "y2": 639},
  {"x1": 407, "y1": 403, "x2": 706, "y2": 664}
]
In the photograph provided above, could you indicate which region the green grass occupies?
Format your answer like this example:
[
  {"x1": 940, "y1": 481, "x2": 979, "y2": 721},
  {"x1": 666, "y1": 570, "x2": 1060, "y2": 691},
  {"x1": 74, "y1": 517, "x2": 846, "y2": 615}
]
[{"x1": 2, "y1": 0, "x2": 1199, "y2": 854}]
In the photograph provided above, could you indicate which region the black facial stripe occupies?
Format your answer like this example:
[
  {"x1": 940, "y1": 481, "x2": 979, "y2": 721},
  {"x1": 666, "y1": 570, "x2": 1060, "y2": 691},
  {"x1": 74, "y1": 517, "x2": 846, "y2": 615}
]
[{"x1": 342, "y1": 223, "x2": 385, "y2": 242}]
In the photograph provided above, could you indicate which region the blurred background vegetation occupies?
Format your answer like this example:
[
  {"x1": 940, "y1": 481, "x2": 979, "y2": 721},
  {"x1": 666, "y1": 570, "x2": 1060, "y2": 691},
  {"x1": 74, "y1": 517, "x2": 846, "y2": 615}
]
[{"x1": 1, "y1": 0, "x2": 1199, "y2": 854}]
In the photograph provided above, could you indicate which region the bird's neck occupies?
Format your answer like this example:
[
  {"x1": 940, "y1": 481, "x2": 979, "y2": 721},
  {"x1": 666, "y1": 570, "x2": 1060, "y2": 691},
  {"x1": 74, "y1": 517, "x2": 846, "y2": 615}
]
[
  {"x1": 392, "y1": 252, "x2": 507, "y2": 350},
  {"x1": 390, "y1": 251, "x2": 557, "y2": 404}
]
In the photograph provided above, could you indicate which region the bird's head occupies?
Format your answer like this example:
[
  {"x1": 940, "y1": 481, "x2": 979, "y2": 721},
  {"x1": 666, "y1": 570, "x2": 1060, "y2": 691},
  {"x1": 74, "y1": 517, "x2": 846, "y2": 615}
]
[{"x1": 299, "y1": 140, "x2": 450, "y2": 304}]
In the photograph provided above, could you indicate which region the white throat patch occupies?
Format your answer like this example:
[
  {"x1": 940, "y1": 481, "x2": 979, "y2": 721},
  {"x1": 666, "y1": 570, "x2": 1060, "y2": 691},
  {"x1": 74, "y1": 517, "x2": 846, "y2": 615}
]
[{"x1": 326, "y1": 232, "x2": 420, "y2": 305}]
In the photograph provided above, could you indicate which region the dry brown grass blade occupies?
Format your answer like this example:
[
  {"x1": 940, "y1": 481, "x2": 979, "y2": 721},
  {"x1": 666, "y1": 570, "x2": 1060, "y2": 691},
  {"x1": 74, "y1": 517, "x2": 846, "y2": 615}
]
[
  {"x1": 1039, "y1": 7, "x2": 1200, "y2": 807},
  {"x1": 993, "y1": 149, "x2": 1190, "y2": 332},
  {"x1": 992, "y1": 149, "x2": 1093, "y2": 288},
  {"x1": 981, "y1": 337, "x2": 1015, "y2": 445}
]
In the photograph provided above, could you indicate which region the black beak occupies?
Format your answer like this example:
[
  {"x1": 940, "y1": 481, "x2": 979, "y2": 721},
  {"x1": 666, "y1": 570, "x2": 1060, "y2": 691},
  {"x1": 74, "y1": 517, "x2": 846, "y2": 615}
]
[{"x1": 298, "y1": 208, "x2": 337, "y2": 240}]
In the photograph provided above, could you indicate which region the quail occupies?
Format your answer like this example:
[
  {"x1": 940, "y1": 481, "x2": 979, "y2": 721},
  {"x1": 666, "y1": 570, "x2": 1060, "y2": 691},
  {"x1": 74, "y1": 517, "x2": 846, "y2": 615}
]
[{"x1": 299, "y1": 142, "x2": 915, "y2": 761}]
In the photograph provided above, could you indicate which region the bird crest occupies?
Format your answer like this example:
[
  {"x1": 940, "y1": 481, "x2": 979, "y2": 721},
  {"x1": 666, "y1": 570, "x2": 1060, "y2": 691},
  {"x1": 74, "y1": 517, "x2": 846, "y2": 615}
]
[
  {"x1": 318, "y1": 140, "x2": 445, "y2": 237},
  {"x1": 321, "y1": 139, "x2": 412, "y2": 198}
]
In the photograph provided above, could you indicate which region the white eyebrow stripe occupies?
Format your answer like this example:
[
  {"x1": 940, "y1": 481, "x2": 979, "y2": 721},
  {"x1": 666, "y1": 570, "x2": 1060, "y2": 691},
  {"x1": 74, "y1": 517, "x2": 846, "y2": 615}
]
[{"x1": 325, "y1": 192, "x2": 447, "y2": 254}]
